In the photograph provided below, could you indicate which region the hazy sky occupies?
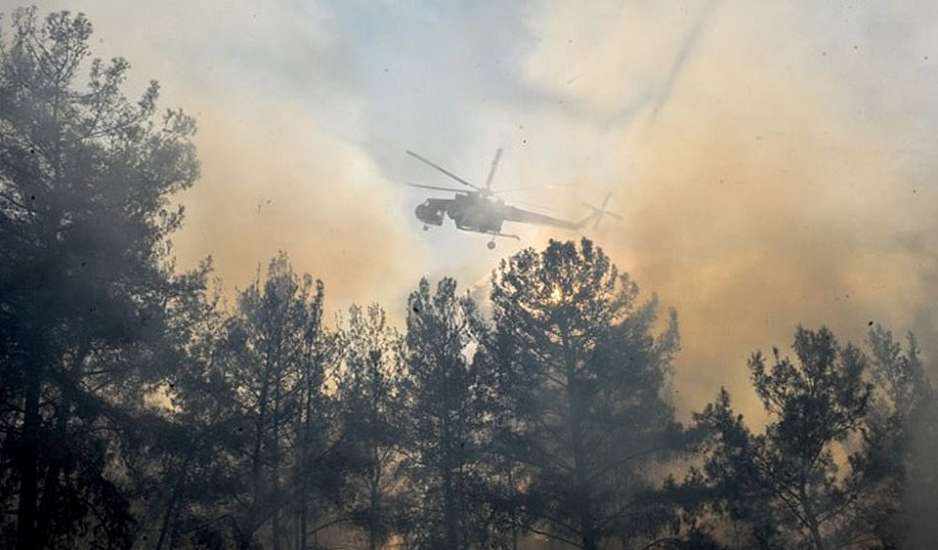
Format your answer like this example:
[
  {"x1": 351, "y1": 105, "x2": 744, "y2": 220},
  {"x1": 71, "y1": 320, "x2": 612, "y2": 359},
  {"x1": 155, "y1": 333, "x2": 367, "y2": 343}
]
[{"x1": 9, "y1": 0, "x2": 938, "y2": 419}]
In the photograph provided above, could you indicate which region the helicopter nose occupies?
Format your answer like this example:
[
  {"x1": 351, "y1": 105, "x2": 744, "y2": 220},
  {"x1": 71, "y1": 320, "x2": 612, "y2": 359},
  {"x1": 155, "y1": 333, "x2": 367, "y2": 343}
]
[{"x1": 415, "y1": 203, "x2": 433, "y2": 224}]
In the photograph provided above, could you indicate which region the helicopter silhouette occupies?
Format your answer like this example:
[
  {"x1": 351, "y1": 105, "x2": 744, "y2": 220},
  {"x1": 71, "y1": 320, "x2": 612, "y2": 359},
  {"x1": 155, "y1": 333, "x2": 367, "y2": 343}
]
[{"x1": 404, "y1": 148, "x2": 622, "y2": 249}]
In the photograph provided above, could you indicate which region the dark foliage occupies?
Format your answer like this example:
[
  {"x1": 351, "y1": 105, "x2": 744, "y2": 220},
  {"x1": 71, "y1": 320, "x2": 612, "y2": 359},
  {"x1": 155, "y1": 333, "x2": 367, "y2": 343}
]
[{"x1": 483, "y1": 239, "x2": 687, "y2": 549}]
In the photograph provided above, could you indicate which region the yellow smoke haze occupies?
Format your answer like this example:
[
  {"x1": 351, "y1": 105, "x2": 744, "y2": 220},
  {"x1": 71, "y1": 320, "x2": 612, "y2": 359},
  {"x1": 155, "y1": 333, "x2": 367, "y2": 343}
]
[
  {"x1": 518, "y1": 1, "x2": 938, "y2": 419},
  {"x1": 171, "y1": 96, "x2": 428, "y2": 312},
  {"x1": 12, "y1": 0, "x2": 937, "y2": 422}
]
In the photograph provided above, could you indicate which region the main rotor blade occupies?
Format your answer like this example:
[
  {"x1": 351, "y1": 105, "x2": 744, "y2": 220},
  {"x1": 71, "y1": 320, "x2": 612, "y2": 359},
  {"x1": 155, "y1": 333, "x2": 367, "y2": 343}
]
[
  {"x1": 511, "y1": 200, "x2": 563, "y2": 216},
  {"x1": 401, "y1": 182, "x2": 467, "y2": 194},
  {"x1": 484, "y1": 148, "x2": 503, "y2": 191},
  {"x1": 406, "y1": 150, "x2": 480, "y2": 190},
  {"x1": 491, "y1": 183, "x2": 576, "y2": 195}
]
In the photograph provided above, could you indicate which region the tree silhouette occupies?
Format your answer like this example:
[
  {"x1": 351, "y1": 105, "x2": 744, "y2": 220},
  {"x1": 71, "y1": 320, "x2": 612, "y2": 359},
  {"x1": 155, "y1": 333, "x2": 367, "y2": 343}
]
[
  {"x1": 0, "y1": 7, "x2": 200, "y2": 548},
  {"x1": 131, "y1": 273, "x2": 242, "y2": 550},
  {"x1": 847, "y1": 326, "x2": 938, "y2": 548},
  {"x1": 696, "y1": 327, "x2": 871, "y2": 550},
  {"x1": 218, "y1": 253, "x2": 343, "y2": 550},
  {"x1": 337, "y1": 304, "x2": 408, "y2": 549},
  {"x1": 399, "y1": 277, "x2": 492, "y2": 549},
  {"x1": 486, "y1": 239, "x2": 684, "y2": 550}
]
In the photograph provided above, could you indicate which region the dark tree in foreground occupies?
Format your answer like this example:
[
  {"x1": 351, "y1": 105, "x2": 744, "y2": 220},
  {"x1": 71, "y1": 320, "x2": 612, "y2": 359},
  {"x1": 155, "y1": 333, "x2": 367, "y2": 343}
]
[
  {"x1": 219, "y1": 253, "x2": 343, "y2": 550},
  {"x1": 337, "y1": 304, "x2": 407, "y2": 549},
  {"x1": 0, "y1": 7, "x2": 200, "y2": 549},
  {"x1": 486, "y1": 239, "x2": 685, "y2": 550},
  {"x1": 696, "y1": 327, "x2": 871, "y2": 550},
  {"x1": 127, "y1": 279, "x2": 241, "y2": 550},
  {"x1": 399, "y1": 278, "x2": 492, "y2": 549},
  {"x1": 847, "y1": 326, "x2": 938, "y2": 548},
  {"x1": 132, "y1": 253, "x2": 346, "y2": 550}
]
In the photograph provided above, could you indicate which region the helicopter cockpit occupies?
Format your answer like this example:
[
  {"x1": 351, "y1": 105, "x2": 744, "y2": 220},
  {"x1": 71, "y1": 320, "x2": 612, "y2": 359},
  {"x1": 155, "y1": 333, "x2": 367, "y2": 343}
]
[{"x1": 415, "y1": 199, "x2": 445, "y2": 227}]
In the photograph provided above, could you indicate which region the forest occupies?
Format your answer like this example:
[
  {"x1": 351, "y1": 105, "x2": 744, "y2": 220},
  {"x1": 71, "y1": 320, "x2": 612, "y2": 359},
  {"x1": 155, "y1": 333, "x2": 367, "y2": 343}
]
[{"x1": 2, "y1": 7, "x2": 937, "y2": 550}]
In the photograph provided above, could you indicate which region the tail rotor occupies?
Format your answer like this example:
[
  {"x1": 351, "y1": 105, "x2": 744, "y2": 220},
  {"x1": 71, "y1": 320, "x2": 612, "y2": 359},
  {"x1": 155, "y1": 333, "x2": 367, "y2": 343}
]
[{"x1": 581, "y1": 193, "x2": 623, "y2": 230}]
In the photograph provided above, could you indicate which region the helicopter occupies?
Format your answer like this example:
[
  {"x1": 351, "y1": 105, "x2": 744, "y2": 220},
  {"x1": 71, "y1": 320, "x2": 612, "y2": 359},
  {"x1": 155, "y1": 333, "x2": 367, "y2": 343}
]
[{"x1": 404, "y1": 148, "x2": 622, "y2": 249}]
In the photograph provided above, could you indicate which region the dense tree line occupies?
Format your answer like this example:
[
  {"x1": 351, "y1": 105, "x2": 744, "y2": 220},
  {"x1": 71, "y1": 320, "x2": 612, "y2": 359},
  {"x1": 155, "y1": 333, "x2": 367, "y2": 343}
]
[{"x1": 1, "y1": 8, "x2": 937, "y2": 549}]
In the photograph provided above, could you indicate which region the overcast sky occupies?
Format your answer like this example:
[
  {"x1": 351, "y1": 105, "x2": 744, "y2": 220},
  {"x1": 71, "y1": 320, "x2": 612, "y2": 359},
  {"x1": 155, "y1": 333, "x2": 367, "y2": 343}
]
[{"x1": 8, "y1": 0, "x2": 938, "y2": 419}]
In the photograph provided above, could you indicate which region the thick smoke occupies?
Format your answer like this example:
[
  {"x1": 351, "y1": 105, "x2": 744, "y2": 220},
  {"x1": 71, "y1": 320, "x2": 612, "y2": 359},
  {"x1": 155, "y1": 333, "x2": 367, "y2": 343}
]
[
  {"x1": 31, "y1": 0, "x2": 432, "y2": 310},
  {"x1": 31, "y1": 0, "x2": 938, "y2": 423},
  {"x1": 517, "y1": 1, "x2": 938, "y2": 422}
]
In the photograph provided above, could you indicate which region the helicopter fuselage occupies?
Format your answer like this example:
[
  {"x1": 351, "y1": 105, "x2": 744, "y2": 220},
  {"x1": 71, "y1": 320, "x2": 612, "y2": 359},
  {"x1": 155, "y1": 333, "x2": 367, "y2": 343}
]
[
  {"x1": 405, "y1": 148, "x2": 616, "y2": 245},
  {"x1": 414, "y1": 193, "x2": 505, "y2": 234}
]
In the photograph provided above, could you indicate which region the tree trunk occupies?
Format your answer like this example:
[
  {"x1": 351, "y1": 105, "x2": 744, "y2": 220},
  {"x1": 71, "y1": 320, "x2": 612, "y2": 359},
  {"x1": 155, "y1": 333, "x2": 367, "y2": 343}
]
[
  {"x1": 15, "y1": 339, "x2": 44, "y2": 550},
  {"x1": 36, "y1": 341, "x2": 88, "y2": 548},
  {"x1": 15, "y1": 372, "x2": 41, "y2": 550},
  {"x1": 368, "y1": 381, "x2": 383, "y2": 550},
  {"x1": 368, "y1": 446, "x2": 381, "y2": 550},
  {"x1": 155, "y1": 453, "x2": 193, "y2": 550},
  {"x1": 248, "y1": 347, "x2": 274, "y2": 546},
  {"x1": 799, "y1": 478, "x2": 826, "y2": 550},
  {"x1": 442, "y1": 414, "x2": 459, "y2": 550},
  {"x1": 443, "y1": 468, "x2": 459, "y2": 550},
  {"x1": 804, "y1": 505, "x2": 826, "y2": 550},
  {"x1": 271, "y1": 386, "x2": 283, "y2": 550},
  {"x1": 508, "y1": 465, "x2": 519, "y2": 550},
  {"x1": 570, "y1": 401, "x2": 597, "y2": 550},
  {"x1": 154, "y1": 491, "x2": 178, "y2": 550},
  {"x1": 564, "y1": 329, "x2": 597, "y2": 550}
]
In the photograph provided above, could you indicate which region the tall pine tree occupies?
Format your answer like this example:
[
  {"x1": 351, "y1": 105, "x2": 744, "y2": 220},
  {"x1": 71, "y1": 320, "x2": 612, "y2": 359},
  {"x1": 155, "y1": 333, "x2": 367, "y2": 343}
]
[
  {"x1": 486, "y1": 239, "x2": 684, "y2": 549},
  {"x1": 0, "y1": 8, "x2": 201, "y2": 548},
  {"x1": 338, "y1": 304, "x2": 407, "y2": 549},
  {"x1": 696, "y1": 327, "x2": 871, "y2": 550},
  {"x1": 400, "y1": 277, "x2": 492, "y2": 549}
]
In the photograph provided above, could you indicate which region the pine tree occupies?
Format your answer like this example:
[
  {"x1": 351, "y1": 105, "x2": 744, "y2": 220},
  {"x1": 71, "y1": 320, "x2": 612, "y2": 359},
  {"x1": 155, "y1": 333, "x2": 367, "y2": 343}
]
[
  {"x1": 400, "y1": 277, "x2": 491, "y2": 549},
  {"x1": 0, "y1": 8, "x2": 200, "y2": 548},
  {"x1": 847, "y1": 326, "x2": 938, "y2": 547},
  {"x1": 696, "y1": 327, "x2": 871, "y2": 550},
  {"x1": 486, "y1": 239, "x2": 683, "y2": 549},
  {"x1": 219, "y1": 253, "x2": 343, "y2": 549},
  {"x1": 338, "y1": 304, "x2": 407, "y2": 549}
]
